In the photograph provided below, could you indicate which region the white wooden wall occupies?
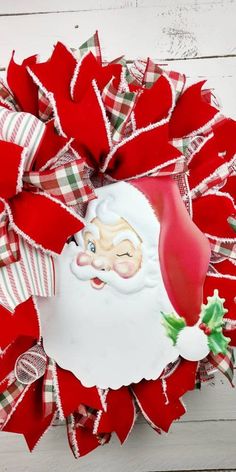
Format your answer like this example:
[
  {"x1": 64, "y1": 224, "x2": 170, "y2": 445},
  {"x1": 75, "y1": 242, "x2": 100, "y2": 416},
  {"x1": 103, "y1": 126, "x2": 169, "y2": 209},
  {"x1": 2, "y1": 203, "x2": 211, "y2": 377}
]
[{"x1": 0, "y1": 1, "x2": 236, "y2": 470}]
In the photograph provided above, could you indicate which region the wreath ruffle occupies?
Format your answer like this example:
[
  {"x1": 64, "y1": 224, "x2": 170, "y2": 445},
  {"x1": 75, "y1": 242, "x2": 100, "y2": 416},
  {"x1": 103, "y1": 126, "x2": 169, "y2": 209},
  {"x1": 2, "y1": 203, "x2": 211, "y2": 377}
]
[{"x1": 0, "y1": 31, "x2": 235, "y2": 458}]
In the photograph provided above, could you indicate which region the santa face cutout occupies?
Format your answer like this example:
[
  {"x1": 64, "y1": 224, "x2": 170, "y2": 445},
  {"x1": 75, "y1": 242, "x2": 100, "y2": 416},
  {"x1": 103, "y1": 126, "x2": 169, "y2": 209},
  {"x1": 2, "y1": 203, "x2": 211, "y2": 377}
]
[{"x1": 36, "y1": 179, "x2": 210, "y2": 389}]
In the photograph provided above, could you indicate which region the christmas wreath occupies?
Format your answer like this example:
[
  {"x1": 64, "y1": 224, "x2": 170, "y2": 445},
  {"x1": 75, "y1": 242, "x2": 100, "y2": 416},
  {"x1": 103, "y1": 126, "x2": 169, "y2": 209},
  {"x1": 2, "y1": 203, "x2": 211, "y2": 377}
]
[{"x1": 0, "y1": 32, "x2": 235, "y2": 458}]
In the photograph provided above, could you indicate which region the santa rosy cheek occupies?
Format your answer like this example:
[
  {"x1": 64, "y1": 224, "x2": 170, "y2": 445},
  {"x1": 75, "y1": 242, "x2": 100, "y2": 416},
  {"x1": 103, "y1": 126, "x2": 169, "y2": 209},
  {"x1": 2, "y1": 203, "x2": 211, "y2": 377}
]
[
  {"x1": 114, "y1": 261, "x2": 136, "y2": 278},
  {"x1": 76, "y1": 252, "x2": 92, "y2": 266}
]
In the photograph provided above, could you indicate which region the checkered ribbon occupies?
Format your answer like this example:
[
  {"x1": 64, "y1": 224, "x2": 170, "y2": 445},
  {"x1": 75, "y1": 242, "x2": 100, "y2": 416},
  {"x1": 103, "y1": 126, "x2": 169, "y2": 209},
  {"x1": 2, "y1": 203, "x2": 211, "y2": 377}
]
[
  {"x1": 209, "y1": 238, "x2": 236, "y2": 260},
  {"x1": 0, "y1": 80, "x2": 19, "y2": 111},
  {"x1": 23, "y1": 160, "x2": 95, "y2": 206},
  {"x1": 43, "y1": 358, "x2": 56, "y2": 417},
  {"x1": 38, "y1": 89, "x2": 53, "y2": 122},
  {"x1": 0, "y1": 376, "x2": 26, "y2": 427},
  {"x1": 208, "y1": 348, "x2": 235, "y2": 386},
  {"x1": 190, "y1": 160, "x2": 236, "y2": 200},
  {"x1": 145, "y1": 58, "x2": 185, "y2": 99},
  {"x1": 0, "y1": 209, "x2": 20, "y2": 267},
  {"x1": 74, "y1": 31, "x2": 102, "y2": 64},
  {"x1": 102, "y1": 79, "x2": 137, "y2": 143}
]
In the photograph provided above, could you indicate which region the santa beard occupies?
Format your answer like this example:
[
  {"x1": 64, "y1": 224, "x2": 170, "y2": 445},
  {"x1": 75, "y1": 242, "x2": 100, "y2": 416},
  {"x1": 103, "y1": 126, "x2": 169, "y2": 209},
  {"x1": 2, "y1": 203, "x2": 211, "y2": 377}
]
[{"x1": 36, "y1": 242, "x2": 179, "y2": 390}]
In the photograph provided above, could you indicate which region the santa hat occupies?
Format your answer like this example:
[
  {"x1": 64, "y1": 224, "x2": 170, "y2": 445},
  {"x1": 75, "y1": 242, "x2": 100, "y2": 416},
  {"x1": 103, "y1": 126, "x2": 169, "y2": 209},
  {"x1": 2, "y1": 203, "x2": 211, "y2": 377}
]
[{"x1": 88, "y1": 176, "x2": 211, "y2": 330}]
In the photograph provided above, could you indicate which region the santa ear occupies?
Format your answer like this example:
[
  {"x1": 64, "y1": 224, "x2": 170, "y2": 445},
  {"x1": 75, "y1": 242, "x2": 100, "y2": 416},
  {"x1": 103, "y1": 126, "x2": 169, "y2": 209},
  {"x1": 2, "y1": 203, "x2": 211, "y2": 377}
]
[{"x1": 133, "y1": 177, "x2": 211, "y2": 325}]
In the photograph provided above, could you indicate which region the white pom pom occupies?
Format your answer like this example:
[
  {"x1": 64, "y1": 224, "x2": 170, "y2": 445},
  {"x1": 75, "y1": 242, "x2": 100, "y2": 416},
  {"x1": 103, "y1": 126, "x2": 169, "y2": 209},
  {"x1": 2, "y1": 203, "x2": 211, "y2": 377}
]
[{"x1": 176, "y1": 325, "x2": 210, "y2": 361}]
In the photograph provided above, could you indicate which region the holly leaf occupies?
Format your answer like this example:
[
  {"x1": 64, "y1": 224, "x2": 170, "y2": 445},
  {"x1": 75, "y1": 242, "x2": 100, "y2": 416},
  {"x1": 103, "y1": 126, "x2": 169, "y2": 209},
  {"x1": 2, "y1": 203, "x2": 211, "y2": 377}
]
[
  {"x1": 227, "y1": 216, "x2": 236, "y2": 232},
  {"x1": 161, "y1": 312, "x2": 186, "y2": 344},
  {"x1": 208, "y1": 331, "x2": 231, "y2": 355},
  {"x1": 201, "y1": 289, "x2": 228, "y2": 332}
]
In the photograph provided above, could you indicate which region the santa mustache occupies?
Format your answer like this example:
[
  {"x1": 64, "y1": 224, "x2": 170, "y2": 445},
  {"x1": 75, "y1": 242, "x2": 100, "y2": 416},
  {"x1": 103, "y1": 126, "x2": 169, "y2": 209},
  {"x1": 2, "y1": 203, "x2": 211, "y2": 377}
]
[{"x1": 70, "y1": 249, "x2": 160, "y2": 295}]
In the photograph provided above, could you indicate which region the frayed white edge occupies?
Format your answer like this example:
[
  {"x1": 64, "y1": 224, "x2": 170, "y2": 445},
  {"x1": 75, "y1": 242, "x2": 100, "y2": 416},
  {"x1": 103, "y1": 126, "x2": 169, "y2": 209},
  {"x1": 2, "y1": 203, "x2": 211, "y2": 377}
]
[
  {"x1": 92, "y1": 79, "x2": 112, "y2": 150},
  {"x1": 121, "y1": 397, "x2": 137, "y2": 445},
  {"x1": 161, "y1": 378, "x2": 169, "y2": 405},
  {"x1": 31, "y1": 296, "x2": 42, "y2": 341},
  {"x1": 16, "y1": 147, "x2": 28, "y2": 194},
  {"x1": 205, "y1": 189, "x2": 236, "y2": 205},
  {"x1": 101, "y1": 114, "x2": 170, "y2": 173},
  {"x1": 39, "y1": 138, "x2": 73, "y2": 172},
  {"x1": 224, "y1": 318, "x2": 236, "y2": 328},
  {"x1": 190, "y1": 157, "x2": 235, "y2": 200},
  {"x1": 98, "y1": 388, "x2": 108, "y2": 412},
  {"x1": 104, "y1": 156, "x2": 185, "y2": 182},
  {"x1": 130, "y1": 111, "x2": 136, "y2": 133},
  {"x1": 31, "y1": 409, "x2": 57, "y2": 452},
  {"x1": 187, "y1": 132, "x2": 213, "y2": 165},
  {"x1": 161, "y1": 358, "x2": 181, "y2": 380},
  {"x1": 27, "y1": 67, "x2": 67, "y2": 138},
  {"x1": 183, "y1": 111, "x2": 221, "y2": 139},
  {"x1": 1, "y1": 383, "x2": 31, "y2": 430},
  {"x1": 207, "y1": 233, "x2": 236, "y2": 243},
  {"x1": 68, "y1": 413, "x2": 80, "y2": 459},
  {"x1": 70, "y1": 52, "x2": 90, "y2": 101},
  {"x1": 118, "y1": 66, "x2": 129, "y2": 94},
  {"x1": 161, "y1": 70, "x2": 176, "y2": 118},
  {"x1": 51, "y1": 359, "x2": 64, "y2": 421},
  {"x1": 93, "y1": 389, "x2": 109, "y2": 435},
  {"x1": 131, "y1": 387, "x2": 163, "y2": 434},
  {"x1": 206, "y1": 271, "x2": 236, "y2": 281}
]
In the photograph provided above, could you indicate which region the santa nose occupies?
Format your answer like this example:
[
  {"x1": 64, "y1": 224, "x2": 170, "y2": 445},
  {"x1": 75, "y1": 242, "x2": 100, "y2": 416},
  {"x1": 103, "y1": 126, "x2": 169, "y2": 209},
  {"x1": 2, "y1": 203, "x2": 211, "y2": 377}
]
[{"x1": 92, "y1": 256, "x2": 111, "y2": 271}]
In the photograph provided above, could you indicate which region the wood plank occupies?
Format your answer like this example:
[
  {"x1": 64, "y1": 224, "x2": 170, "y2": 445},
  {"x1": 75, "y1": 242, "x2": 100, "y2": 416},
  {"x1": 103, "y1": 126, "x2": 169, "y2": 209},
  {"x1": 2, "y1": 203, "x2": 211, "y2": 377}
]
[
  {"x1": 1, "y1": 420, "x2": 236, "y2": 472},
  {"x1": 0, "y1": 3, "x2": 235, "y2": 68},
  {"x1": 0, "y1": 0, "x2": 136, "y2": 15}
]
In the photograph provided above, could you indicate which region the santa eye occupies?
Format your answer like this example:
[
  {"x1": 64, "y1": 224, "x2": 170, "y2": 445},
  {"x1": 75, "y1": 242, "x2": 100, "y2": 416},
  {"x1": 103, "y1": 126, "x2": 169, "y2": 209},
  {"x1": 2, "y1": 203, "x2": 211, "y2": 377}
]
[
  {"x1": 87, "y1": 241, "x2": 96, "y2": 253},
  {"x1": 116, "y1": 252, "x2": 132, "y2": 258}
]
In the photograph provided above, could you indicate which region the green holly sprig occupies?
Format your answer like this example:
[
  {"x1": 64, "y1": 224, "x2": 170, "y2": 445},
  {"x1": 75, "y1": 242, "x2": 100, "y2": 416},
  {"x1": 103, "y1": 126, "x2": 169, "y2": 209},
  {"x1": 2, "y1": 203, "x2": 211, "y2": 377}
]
[{"x1": 162, "y1": 290, "x2": 230, "y2": 355}]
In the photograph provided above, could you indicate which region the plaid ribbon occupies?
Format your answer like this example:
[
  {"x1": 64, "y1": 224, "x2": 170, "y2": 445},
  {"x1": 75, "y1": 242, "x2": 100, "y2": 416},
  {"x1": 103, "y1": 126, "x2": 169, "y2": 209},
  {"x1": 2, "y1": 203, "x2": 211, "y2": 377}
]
[
  {"x1": 209, "y1": 239, "x2": 236, "y2": 260},
  {"x1": 102, "y1": 79, "x2": 137, "y2": 143},
  {"x1": 208, "y1": 348, "x2": 235, "y2": 386},
  {"x1": 75, "y1": 31, "x2": 102, "y2": 65},
  {"x1": 43, "y1": 358, "x2": 56, "y2": 417},
  {"x1": 0, "y1": 208, "x2": 20, "y2": 267},
  {"x1": 141, "y1": 58, "x2": 186, "y2": 99},
  {"x1": 23, "y1": 160, "x2": 95, "y2": 206},
  {"x1": 0, "y1": 376, "x2": 26, "y2": 427},
  {"x1": 190, "y1": 161, "x2": 235, "y2": 200},
  {"x1": 0, "y1": 80, "x2": 19, "y2": 111},
  {"x1": 38, "y1": 89, "x2": 53, "y2": 122}
]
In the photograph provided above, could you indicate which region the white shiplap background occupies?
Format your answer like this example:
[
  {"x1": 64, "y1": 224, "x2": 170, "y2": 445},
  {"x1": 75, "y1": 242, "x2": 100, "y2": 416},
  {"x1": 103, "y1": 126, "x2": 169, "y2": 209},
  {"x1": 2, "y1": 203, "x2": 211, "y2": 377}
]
[{"x1": 0, "y1": 1, "x2": 236, "y2": 471}]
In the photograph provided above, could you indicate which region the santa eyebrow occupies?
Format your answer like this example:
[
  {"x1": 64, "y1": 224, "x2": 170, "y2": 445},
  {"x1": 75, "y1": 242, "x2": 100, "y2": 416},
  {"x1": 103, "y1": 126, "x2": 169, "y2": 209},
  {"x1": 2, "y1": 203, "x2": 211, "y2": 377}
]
[
  {"x1": 113, "y1": 231, "x2": 140, "y2": 248},
  {"x1": 83, "y1": 223, "x2": 100, "y2": 240}
]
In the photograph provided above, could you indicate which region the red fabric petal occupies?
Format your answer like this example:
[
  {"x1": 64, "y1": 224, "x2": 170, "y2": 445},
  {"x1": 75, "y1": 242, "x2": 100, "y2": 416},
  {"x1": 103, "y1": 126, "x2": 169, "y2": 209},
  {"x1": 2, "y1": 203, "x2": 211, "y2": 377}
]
[
  {"x1": 222, "y1": 175, "x2": 236, "y2": 203},
  {"x1": 134, "y1": 76, "x2": 173, "y2": 128},
  {"x1": 67, "y1": 423, "x2": 101, "y2": 458},
  {"x1": 192, "y1": 194, "x2": 236, "y2": 239},
  {"x1": 98, "y1": 387, "x2": 135, "y2": 443},
  {"x1": 213, "y1": 118, "x2": 236, "y2": 161},
  {"x1": 106, "y1": 124, "x2": 182, "y2": 179},
  {"x1": 3, "y1": 377, "x2": 55, "y2": 451},
  {"x1": 0, "y1": 141, "x2": 23, "y2": 199},
  {"x1": 0, "y1": 298, "x2": 40, "y2": 349},
  {"x1": 55, "y1": 84, "x2": 110, "y2": 166},
  {"x1": 56, "y1": 365, "x2": 102, "y2": 417},
  {"x1": 33, "y1": 120, "x2": 70, "y2": 171},
  {"x1": 7, "y1": 54, "x2": 39, "y2": 115},
  {"x1": 0, "y1": 336, "x2": 35, "y2": 382},
  {"x1": 132, "y1": 360, "x2": 197, "y2": 432},
  {"x1": 72, "y1": 52, "x2": 122, "y2": 102},
  {"x1": 9, "y1": 191, "x2": 84, "y2": 253},
  {"x1": 169, "y1": 81, "x2": 218, "y2": 139},
  {"x1": 29, "y1": 42, "x2": 76, "y2": 100},
  {"x1": 188, "y1": 136, "x2": 227, "y2": 191}
]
